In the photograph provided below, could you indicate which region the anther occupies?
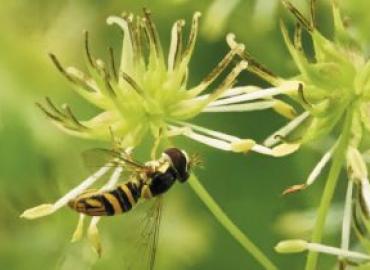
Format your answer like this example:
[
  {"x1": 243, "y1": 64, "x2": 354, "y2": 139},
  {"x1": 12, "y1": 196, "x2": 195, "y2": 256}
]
[
  {"x1": 120, "y1": 71, "x2": 144, "y2": 95},
  {"x1": 298, "y1": 83, "x2": 312, "y2": 107},
  {"x1": 84, "y1": 30, "x2": 95, "y2": 68}
]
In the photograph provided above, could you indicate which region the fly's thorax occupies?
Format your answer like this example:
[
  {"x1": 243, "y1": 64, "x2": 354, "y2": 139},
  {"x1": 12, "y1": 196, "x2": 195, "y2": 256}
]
[
  {"x1": 147, "y1": 169, "x2": 177, "y2": 197},
  {"x1": 144, "y1": 159, "x2": 170, "y2": 174}
]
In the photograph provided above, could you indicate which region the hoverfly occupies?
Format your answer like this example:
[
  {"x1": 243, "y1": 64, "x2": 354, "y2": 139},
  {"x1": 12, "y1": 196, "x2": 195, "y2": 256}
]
[
  {"x1": 69, "y1": 148, "x2": 191, "y2": 216},
  {"x1": 68, "y1": 147, "x2": 193, "y2": 269}
]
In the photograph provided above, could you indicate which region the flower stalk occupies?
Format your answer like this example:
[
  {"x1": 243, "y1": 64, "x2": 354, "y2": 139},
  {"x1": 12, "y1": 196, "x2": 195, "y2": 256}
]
[
  {"x1": 188, "y1": 174, "x2": 278, "y2": 270},
  {"x1": 305, "y1": 108, "x2": 353, "y2": 270}
]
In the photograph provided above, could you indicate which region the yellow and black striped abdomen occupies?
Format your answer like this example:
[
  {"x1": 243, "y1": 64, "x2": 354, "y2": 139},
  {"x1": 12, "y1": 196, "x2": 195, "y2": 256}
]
[{"x1": 68, "y1": 180, "x2": 142, "y2": 216}]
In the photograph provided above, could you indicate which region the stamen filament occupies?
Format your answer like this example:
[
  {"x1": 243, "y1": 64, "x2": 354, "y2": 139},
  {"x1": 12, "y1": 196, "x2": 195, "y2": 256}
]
[
  {"x1": 168, "y1": 20, "x2": 185, "y2": 71},
  {"x1": 54, "y1": 164, "x2": 112, "y2": 210},
  {"x1": 171, "y1": 126, "x2": 232, "y2": 151},
  {"x1": 169, "y1": 123, "x2": 275, "y2": 155},
  {"x1": 188, "y1": 44, "x2": 244, "y2": 97},
  {"x1": 172, "y1": 121, "x2": 239, "y2": 142},
  {"x1": 203, "y1": 100, "x2": 277, "y2": 112},
  {"x1": 340, "y1": 180, "x2": 353, "y2": 254},
  {"x1": 180, "y1": 12, "x2": 201, "y2": 67},
  {"x1": 143, "y1": 8, "x2": 163, "y2": 59},
  {"x1": 360, "y1": 178, "x2": 370, "y2": 216},
  {"x1": 193, "y1": 86, "x2": 260, "y2": 102},
  {"x1": 86, "y1": 167, "x2": 123, "y2": 255},
  {"x1": 120, "y1": 71, "x2": 144, "y2": 95},
  {"x1": 264, "y1": 112, "x2": 310, "y2": 147},
  {"x1": 106, "y1": 16, "x2": 134, "y2": 79},
  {"x1": 307, "y1": 242, "x2": 370, "y2": 260},
  {"x1": 71, "y1": 214, "x2": 85, "y2": 243},
  {"x1": 208, "y1": 87, "x2": 287, "y2": 107},
  {"x1": 204, "y1": 61, "x2": 248, "y2": 105},
  {"x1": 306, "y1": 146, "x2": 334, "y2": 186}
]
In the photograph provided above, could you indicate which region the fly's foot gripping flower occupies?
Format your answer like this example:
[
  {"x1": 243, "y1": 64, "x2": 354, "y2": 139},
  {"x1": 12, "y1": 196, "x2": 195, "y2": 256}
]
[{"x1": 37, "y1": 9, "x2": 282, "y2": 155}]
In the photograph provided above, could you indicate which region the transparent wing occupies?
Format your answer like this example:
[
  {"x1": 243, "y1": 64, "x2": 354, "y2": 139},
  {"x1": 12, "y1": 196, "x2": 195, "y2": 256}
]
[
  {"x1": 145, "y1": 197, "x2": 163, "y2": 270},
  {"x1": 122, "y1": 197, "x2": 164, "y2": 270},
  {"x1": 82, "y1": 148, "x2": 146, "y2": 172}
]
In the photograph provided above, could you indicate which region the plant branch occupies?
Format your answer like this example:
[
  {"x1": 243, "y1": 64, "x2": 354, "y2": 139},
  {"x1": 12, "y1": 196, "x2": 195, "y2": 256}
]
[
  {"x1": 305, "y1": 109, "x2": 353, "y2": 270},
  {"x1": 189, "y1": 173, "x2": 278, "y2": 270}
]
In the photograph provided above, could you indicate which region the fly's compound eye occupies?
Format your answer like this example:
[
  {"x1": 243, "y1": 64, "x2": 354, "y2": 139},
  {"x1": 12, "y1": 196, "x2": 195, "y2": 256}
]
[{"x1": 163, "y1": 148, "x2": 190, "y2": 182}]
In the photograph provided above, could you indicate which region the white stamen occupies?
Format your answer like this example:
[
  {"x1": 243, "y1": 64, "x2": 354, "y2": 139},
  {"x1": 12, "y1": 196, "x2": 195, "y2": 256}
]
[
  {"x1": 362, "y1": 149, "x2": 370, "y2": 163},
  {"x1": 169, "y1": 123, "x2": 276, "y2": 156},
  {"x1": 173, "y1": 126, "x2": 232, "y2": 151},
  {"x1": 187, "y1": 45, "x2": 245, "y2": 98},
  {"x1": 193, "y1": 86, "x2": 260, "y2": 102},
  {"x1": 54, "y1": 164, "x2": 112, "y2": 210},
  {"x1": 347, "y1": 147, "x2": 368, "y2": 180},
  {"x1": 88, "y1": 216, "x2": 102, "y2": 256},
  {"x1": 168, "y1": 20, "x2": 185, "y2": 71},
  {"x1": 271, "y1": 143, "x2": 300, "y2": 157},
  {"x1": 172, "y1": 121, "x2": 239, "y2": 142},
  {"x1": 89, "y1": 167, "x2": 123, "y2": 227},
  {"x1": 251, "y1": 144, "x2": 275, "y2": 156},
  {"x1": 264, "y1": 111, "x2": 310, "y2": 147},
  {"x1": 306, "y1": 242, "x2": 370, "y2": 261},
  {"x1": 107, "y1": 16, "x2": 134, "y2": 81},
  {"x1": 86, "y1": 167, "x2": 123, "y2": 254},
  {"x1": 107, "y1": 16, "x2": 127, "y2": 32},
  {"x1": 220, "y1": 86, "x2": 260, "y2": 97},
  {"x1": 306, "y1": 146, "x2": 334, "y2": 186},
  {"x1": 71, "y1": 214, "x2": 85, "y2": 243},
  {"x1": 20, "y1": 162, "x2": 113, "y2": 219},
  {"x1": 66, "y1": 67, "x2": 100, "y2": 92},
  {"x1": 340, "y1": 180, "x2": 353, "y2": 254},
  {"x1": 276, "y1": 239, "x2": 370, "y2": 261},
  {"x1": 360, "y1": 178, "x2": 370, "y2": 215},
  {"x1": 101, "y1": 167, "x2": 124, "y2": 191},
  {"x1": 203, "y1": 100, "x2": 276, "y2": 112},
  {"x1": 208, "y1": 87, "x2": 286, "y2": 107}
]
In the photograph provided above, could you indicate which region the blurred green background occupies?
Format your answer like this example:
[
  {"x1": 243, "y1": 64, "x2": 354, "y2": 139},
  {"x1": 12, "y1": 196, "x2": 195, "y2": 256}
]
[{"x1": 1, "y1": 0, "x2": 368, "y2": 269}]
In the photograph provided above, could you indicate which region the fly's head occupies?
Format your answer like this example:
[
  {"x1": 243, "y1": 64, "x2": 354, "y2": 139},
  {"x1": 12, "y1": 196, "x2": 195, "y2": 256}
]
[{"x1": 163, "y1": 148, "x2": 191, "y2": 183}]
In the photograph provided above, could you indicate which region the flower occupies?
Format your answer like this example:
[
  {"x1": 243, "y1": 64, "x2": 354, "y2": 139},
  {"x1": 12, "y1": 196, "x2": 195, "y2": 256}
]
[
  {"x1": 221, "y1": 0, "x2": 370, "y2": 267},
  {"x1": 225, "y1": 0, "x2": 370, "y2": 204},
  {"x1": 35, "y1": 9, "x2": 290, "y2": 156},
  {"x1": 20, "y1": 9, "x2": 288, "y2": 259}
]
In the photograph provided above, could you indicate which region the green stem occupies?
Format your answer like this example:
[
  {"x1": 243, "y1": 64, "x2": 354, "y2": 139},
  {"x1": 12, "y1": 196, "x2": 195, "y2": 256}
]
[
  {"x1": 304, "y1": 110, "x2": 353, "y2": 270},
  {"x1": 189, "y1": 174, "x2": 278, "y2": 270}
]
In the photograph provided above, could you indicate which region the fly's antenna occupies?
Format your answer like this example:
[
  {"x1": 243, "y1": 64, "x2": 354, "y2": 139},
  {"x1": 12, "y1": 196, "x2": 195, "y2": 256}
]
[{"x1": 189, "y1": 152, "x2": 204, "y2": 169}]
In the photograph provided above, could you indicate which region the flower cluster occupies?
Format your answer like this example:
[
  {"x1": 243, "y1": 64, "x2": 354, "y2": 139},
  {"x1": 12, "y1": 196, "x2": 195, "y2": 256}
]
[
  {"x1": 20, "y1": 1, "x2": 370, "y2": 268},
  {"x1": 224, "y1": 0, "x2": 370, "y2": 267},
  {"x1": 34, "y1": 9, "x2": 297, "y2": 156}
]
